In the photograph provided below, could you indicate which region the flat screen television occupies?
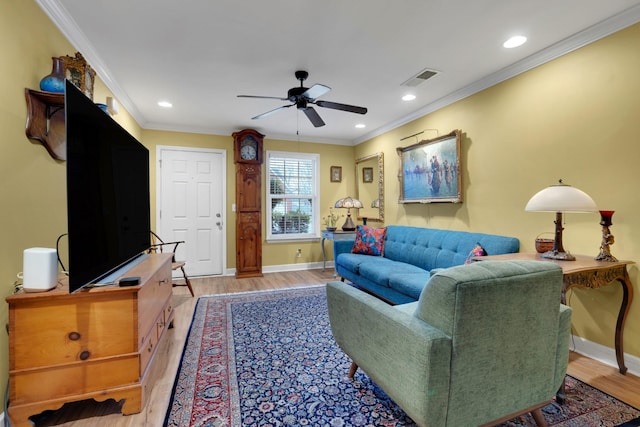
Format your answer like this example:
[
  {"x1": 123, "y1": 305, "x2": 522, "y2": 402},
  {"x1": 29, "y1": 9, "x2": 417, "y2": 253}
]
[{"x1": 65, "y1": 80, "x2": 151, "y2": 293}]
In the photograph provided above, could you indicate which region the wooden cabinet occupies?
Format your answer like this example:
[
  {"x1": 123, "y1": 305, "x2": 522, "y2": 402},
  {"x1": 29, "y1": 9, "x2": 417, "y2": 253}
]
[
  {"x1": 233, "y1": 129, "x2": 264, "y2": 278},
  {"x1": 6, "y1": 253, "x2": 174, "y2": 427}
]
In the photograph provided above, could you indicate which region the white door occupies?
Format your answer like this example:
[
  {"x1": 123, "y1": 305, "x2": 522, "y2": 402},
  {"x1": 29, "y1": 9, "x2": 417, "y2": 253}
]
[{"x1": 157, "y1": 147, "x2": 226, "y2": 277}]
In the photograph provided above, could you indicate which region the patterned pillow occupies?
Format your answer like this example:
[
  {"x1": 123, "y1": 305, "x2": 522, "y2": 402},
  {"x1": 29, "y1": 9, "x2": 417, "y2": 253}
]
[
  {"x1": 351, "y1": 225, "x2": 387, "y2": 256},
  {"x1": 465, "y1": 243, "x2": 487, "y2": 264}
]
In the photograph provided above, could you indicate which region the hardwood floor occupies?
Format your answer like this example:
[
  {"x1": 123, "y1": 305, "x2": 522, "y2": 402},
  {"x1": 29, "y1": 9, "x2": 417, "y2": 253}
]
[{"x1": 22, "y1": 269, "x2": 640, "y2": 426}]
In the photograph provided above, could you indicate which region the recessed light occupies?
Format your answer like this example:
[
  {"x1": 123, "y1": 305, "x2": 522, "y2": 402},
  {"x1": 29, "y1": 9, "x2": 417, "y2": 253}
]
[
  {"x1": 158, "y1": 101, "x2": 173, "y2": 108},
  {"x1": 503, "y1": 35, "x2": 527, "y2": 49},
  {"x1": 402, "y1": 94, "x2": 416, "y2": 101},
  {"x1": 355, "y1": 124, "x2": 366, "y2": 129}
]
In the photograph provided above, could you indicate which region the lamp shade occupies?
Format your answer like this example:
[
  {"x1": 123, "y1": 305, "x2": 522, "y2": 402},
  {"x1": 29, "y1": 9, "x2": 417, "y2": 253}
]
[
  {"x1": 334, "y1": 197, "x2": 363, "y2": 209},
  {"x1": 525, "y1": 180, "x2": 597, "y2": 213},
  {"x1": 371, "y1": 198, "x2": 380, "y2": 208}
]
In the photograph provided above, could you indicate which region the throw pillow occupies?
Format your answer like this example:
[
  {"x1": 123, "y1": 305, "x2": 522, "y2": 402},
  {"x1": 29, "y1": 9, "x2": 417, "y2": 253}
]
[
  {"x1": 465, "y1": 243, "x2": 487, "y2": 264},
  {"x1": 351, "y1": 225, "x2": 386, "y2": 256}
]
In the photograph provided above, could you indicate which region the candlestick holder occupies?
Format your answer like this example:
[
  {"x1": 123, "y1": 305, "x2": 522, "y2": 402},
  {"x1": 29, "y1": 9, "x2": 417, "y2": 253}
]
[{"x1": 595, "y1": 210, "x2": 618, "y2": 262}]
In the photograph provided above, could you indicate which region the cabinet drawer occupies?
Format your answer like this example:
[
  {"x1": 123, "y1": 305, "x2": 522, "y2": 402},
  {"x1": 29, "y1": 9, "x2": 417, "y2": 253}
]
[
  {"x1": 137, "y1": 262, "x2": 172, "y2": 343},
  {"x1": 139, "y1": 320, "x2": 159, "y2": 375},
  {"x1": 10, "y1": 354, "x2": 140, "y2": 404},
  {"x1": 9, "y1": 293, "x2": 136, "y2": 370}
]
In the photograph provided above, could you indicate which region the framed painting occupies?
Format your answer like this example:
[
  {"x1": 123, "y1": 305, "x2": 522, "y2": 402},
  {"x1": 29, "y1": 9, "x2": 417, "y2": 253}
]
[
  {"x1": 397, "y1": 129, "x2": 462, "y2": 203},
  {"x1": 362, "y1": 167, "x2": 373, "y2": 183},
  {"x1": 58, "y1": 52, "x2": 95, "y2": 100},
  {"x1": 330, "y1": 166, "x2": 342, "y2": 182}
]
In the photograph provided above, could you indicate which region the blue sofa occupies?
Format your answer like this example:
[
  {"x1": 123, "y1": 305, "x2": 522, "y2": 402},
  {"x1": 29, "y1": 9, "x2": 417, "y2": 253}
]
[{"x1": 334, "y1": 225, "x2": 520, "y2": 304}]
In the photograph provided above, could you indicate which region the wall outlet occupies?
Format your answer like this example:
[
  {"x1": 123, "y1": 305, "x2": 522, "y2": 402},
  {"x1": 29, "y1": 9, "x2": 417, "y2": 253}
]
[{"x1": 296, "y1": 249, "x2": 302, "y2": 258}]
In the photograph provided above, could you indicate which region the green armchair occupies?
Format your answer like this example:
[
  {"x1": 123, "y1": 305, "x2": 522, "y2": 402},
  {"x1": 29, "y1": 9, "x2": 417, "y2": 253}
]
[{"x1": 327, "y1": 260, "x2": 572, "y2": 427}]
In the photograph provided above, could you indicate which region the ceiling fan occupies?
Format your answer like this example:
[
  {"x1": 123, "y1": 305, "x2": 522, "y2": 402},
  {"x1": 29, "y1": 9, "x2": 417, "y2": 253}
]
[{"x1": 237, "y1": 70, "x2": 367, "y2": 127}]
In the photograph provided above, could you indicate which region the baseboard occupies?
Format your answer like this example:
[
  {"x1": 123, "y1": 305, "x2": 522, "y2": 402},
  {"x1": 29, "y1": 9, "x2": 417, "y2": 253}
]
[
  {"x1": 263, "y1": 261, "x2": 326, "y2": 273},
  {"x1": 225, "y1": 261, "x2": 334, "y2": 277},
  {"x1": 571, "y1": 334, "x2": 640, "y2": 376}
]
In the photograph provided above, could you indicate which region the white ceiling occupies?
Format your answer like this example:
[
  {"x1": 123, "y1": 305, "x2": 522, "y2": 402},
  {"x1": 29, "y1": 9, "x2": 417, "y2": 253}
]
[{"x1": 39, "y1": 0, "x2": 640, "y2": 145}]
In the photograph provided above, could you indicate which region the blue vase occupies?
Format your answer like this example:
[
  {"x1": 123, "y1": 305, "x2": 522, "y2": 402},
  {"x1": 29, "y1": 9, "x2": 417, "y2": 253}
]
[{"x1": 39, "y1": 57, "x2": 65, "y2": 93}]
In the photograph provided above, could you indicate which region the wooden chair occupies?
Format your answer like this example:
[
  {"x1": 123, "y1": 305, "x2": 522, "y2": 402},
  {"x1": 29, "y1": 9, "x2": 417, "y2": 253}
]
[{"x1": 149, "y1": 231, "x2": 194, "y2": 297}]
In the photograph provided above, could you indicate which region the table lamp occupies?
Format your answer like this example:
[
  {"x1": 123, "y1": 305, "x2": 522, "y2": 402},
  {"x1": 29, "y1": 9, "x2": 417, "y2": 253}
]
[
  {"x1": 525, "y1": 179, "x2": 597, "y2": 261},
  {"x1": 334, "y1": 196, "x2": 363, "y2": 231}
]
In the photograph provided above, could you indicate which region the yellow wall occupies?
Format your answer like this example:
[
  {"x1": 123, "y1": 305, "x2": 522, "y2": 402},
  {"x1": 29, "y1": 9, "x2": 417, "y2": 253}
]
[
  {"x1": 1, "y1": 0, "x2": 75, "y2": 404},
  {"x1": 141, "y1": 130, "x2": 355, "y2": 267},
  {"x1": 356, "y1": 23, "x2": 640, "y2": 357},
  {"x1": 2, "y1": 0, "x2": 640, "y2": 410},
  {"x1": 0, "y1": 0, "x2": 144, "y2": 406}
]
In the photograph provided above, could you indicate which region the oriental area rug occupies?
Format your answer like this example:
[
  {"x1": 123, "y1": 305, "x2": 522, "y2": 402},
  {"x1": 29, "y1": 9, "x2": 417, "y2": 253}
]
[{"x1": 164, "y1": 285, "x2": 640, "y2": 427}]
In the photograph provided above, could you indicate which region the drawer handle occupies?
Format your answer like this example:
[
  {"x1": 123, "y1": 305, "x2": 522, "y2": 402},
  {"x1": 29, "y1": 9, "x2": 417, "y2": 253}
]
[
  {"x1": 68, "y1": 331, "x2": 81, "y2": 341},
  {"x1": 160, "y1": 278, "x2": 168, "y2": 284},
  {"x1": 79, "y1": 350, "x2": 91, "y2": 361}
]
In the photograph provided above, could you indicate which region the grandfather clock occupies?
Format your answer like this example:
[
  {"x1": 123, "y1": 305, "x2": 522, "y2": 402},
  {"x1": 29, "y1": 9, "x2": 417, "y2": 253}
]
[{"x1": 233, "y1": 129, "x2": 264, "y2": 278}]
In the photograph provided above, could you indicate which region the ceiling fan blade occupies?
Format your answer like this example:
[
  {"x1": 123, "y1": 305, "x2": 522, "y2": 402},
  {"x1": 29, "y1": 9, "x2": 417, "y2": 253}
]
[
  {"x1": 302, "y1": 84, "x2": 331, "y2": 100},
  {"x1": 303, "y1": 107, "x2": 325, "y2": 127},
  {"x1": 315, "y1": 100, "x2": 367, "y2": 115},
  {"x1": 252, "y1": 104, "x2": 293, "y2": 120},
  {"x1": 238, "y1": 95, "x2": 288, "y2": 101}
]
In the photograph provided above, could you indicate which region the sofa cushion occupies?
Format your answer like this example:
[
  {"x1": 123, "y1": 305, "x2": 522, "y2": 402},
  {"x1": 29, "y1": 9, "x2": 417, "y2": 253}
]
[
  {"x1": 388, "y1": 273, "x2": 432, "y2": 300},
  {"x1": 351, "y1": 225, "x2": 386, "y2": 256},
  {"x1": 335, "y1": 253, "x2": 370, "y2": 273},
  {"x1": 359, "y1": 259, "x2": 425, "y2": 288},
  {"x1": 383, "y1": 226, "x2": 519, "y2": 271}
]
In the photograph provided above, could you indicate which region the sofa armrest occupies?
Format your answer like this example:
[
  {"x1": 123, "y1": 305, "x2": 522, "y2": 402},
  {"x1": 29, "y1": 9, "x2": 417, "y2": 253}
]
[
  {"x1": 554, "y1": 304, "x2": 573, "y2": 391},
  {"x1": 333, "y1": 239, "x2": 354, "y2": 258},
  {"x1": 326, "y1": 281, "x2": 451, "y2": 425}
]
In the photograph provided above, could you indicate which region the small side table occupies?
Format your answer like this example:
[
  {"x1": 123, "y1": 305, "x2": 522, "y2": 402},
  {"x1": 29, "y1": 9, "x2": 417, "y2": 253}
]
[
  {"x1": 321, "y1": 230, "x2": 356, "y2": 273},
  {"x1": 474, "y1": 252, "x2": 634, "y2": 374}
]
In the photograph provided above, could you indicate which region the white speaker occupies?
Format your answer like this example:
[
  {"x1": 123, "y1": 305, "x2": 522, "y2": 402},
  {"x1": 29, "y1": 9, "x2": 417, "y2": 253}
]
[{"x1": 22, "y1": 248, "x2": 58, "y2": 292}]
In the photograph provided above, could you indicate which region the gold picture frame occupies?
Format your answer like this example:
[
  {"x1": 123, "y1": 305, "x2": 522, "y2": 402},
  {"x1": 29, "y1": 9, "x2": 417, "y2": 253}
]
[
  {"x1": 58, "y1": 52, "x2": 95, "y2": 100},
  {"x1": 397, "y1": 129, "x2": 462, "y2": 203},
  {"x1": 330, "y1": 166, "x2": 342, "y2": 182}
]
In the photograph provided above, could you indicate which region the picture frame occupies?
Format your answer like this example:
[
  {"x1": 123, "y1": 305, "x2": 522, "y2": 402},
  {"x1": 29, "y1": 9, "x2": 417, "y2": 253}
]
[
  {"x1": 330, "y1": 166, "x2": 342, "y2": 182},
  {"x1": 397, "y1": 129, "x2": 462, "y2": 203},
  {"x1": 58, "y1": 52, "x2": 95, "y2": 100},
  {"x1": 362, "y1": 167, "x2": 373, "y2": 183}
]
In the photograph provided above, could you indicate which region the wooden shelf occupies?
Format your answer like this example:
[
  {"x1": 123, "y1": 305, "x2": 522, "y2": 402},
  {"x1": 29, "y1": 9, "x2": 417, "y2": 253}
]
[{"x1": 24, "y1": 88, "x2": 66, "y2": 160}]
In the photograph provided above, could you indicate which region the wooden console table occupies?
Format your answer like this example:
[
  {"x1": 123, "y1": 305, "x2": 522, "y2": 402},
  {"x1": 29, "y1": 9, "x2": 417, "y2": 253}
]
[
  {"x1": 474, "y1": 252, "x2": 634, "y2": 374},
  {"x1": 6, "y1": 253, "x2": 175, "y2": 426}
]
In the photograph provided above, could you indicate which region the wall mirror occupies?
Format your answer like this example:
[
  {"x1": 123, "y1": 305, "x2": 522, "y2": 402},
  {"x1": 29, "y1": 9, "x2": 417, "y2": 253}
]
[{"x1": 356, "y1": 152, "x2": 384, "y2": 223}]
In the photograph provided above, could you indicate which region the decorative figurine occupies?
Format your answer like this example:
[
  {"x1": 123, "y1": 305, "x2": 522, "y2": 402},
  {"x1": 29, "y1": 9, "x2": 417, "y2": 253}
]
[{"x1": 595, "y1": 210, "x2": 618, "y2": 262}]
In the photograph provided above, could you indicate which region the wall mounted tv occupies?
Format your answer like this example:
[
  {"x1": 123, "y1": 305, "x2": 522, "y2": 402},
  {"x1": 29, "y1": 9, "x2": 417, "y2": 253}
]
[{"x1": 65, "y1": 80, "x2": 151, "y2": 293}]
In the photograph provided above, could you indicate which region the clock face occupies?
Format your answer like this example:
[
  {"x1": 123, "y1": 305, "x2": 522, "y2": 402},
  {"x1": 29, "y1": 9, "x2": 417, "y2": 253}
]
[
  {"x1": 241, "y1": 143, "x2": 257, "y2": 160},
  {"x1": 240, "y1": 137, "x2": 258, "y2": 161}
]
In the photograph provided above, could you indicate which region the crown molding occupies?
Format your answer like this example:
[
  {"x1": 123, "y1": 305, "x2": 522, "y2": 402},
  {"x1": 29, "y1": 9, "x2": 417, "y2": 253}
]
[
  {"x1": 36, "y1": 1, "x2": 640, "y2": 144},
  {"x1": 35, "y1": 0, "x2": 146, "y2": 126},
  {"x1": 354, "y1": 3, "x2": 640, "y2": 145}
]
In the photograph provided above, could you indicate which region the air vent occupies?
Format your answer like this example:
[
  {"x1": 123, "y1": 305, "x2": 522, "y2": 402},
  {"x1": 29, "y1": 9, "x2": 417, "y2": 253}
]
[{"x1": 401, "y1": 68, "x2": 439, "y2": 87}]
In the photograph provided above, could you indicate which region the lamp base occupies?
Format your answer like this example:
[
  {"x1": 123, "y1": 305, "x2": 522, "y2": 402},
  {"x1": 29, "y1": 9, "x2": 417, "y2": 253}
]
[
  {"x1": 541, "y1": 250, "x2": 576, "y2": 261},
  {"x1": 342, "y1": 215, "x2": 356, "y2": 231}
]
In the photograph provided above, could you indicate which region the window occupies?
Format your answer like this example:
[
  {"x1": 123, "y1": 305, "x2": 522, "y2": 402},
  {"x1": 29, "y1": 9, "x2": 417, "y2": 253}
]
[{"x1": 266, "y1": 151, "x2": 319, "y2": 241}]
